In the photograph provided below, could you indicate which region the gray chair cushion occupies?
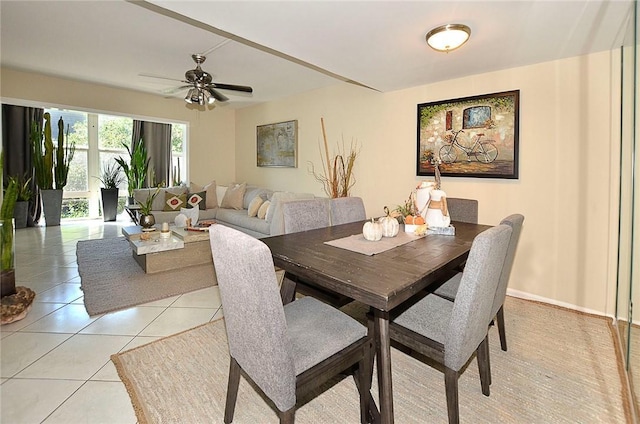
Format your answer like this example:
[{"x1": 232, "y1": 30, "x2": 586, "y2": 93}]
[
  {"x1": 284, "y1": 296, "x2": 367, "y2": 375},
  {"x1": 447, "y1": 198, "x2": 478, "y2": 224},
  {"x1": 283, "y1": 198, "x2": 331, "y2": 234},
  {"x1": 393, "y1": 294, "x2": 453, "y2": 345},
  {"x1": 432, "y1": 272, "x2": 462, "y2": 301},
  {"x1": 330, "y1": 197, "x2": 366, "y2": 225}
]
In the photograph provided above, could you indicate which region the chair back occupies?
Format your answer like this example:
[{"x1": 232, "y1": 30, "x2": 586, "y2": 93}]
[
  {"x1": 330, "y1": 197, "x2": 366, "y2": 225},
  {"x1": 491, "y1": 214, "x2": 525, "y2": 317},
  {"x1": 447, "y1": 198, "x2": 478, "y2": 224},
  {"x1": 283, "y1": 198, "x2": 331, "y2": 234},
  {"x1": 209, "y1": 225, "x2": 296, "y2": 411},
  {"x1": 445, "y1": 224, "x2": 511, "y2": 371}
]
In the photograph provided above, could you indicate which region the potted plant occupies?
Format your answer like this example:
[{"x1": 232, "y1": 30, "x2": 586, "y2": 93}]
[
  {"x1": 10, "y1": 174, "x2": 32, "y2": 229},
  {"x1": 115, "y1": 140, "x2": 150, "y2": 205},
  {"x1": 31, "y1": 113, "x2": 75, "y2": 226},
  {"x1": 1, "y1": 170, "x2": 18, "y2": 298},
  {"x1": 137, "y1": 186, "x2": 161, "y2": 229},
  {"x1": 96, "y1": 161, "x2": 124, "y2": 222}
]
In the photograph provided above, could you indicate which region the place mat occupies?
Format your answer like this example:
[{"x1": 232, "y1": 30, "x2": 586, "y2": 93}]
[{"x1": 324, "y1": 231, "x2": 422, "y2": 256}]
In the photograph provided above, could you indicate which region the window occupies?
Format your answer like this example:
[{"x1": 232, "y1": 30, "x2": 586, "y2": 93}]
[{"x1": 44, "y1": 108, "x2": 187, "y2": 220}]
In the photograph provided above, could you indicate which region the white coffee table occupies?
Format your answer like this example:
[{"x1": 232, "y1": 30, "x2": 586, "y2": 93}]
[{"x1": 122, "y1": 225, "x2": 213, "y2": 274}]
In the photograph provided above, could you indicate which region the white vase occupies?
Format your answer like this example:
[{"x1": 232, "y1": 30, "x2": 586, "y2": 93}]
[{"x1": 425, "y1": 189, "x2": 451, "y2": 228}]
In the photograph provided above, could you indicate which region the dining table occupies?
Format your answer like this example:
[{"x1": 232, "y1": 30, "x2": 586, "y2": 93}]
[{"x1": 261, "y1": 219, "x2": 491, "y2": 424}]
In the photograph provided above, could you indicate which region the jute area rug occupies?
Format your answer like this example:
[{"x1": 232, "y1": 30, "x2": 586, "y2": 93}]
[
  {"x1": 77, "y1": 237, "x2": 216, "y2": 316},
  {"x1": 111, "y1": 297, "x2": 628, "y2": 423}
]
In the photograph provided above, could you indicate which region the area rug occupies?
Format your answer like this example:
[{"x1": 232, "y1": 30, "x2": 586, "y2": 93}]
[
  {"x1": 77, "y1": 237, "x2": 216, "y2": 316},
  {"x1": 111, "y1": 297, "x2": 628, "y2": 423}
]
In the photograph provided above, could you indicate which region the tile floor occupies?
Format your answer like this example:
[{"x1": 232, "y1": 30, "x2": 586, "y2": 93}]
[{"x1": 1, "y1": 217, "x2": 223, "y2": 423}]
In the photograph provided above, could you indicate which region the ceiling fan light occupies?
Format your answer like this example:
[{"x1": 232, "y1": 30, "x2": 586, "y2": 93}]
[
  {"x1": 426, "y1": 24, "x2": 471, "y2": 52},
  {"x1": 185, "y1": 88, "x2": 199, "y2": 104},
  {"x1": 203, "y1": 89, "x2": 215, "y2": 105}
]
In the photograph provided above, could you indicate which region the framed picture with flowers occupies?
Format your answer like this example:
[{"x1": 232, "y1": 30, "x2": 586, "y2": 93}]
[{"x1": 416, "y1": 90, "x2": 520, "y2": 179}]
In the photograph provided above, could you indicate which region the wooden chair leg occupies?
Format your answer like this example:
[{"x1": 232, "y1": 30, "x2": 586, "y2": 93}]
[
  {"x1": 279, "y1": 407, "x2": 295, "y2": 424},
  {"x1": 496, "y1": 305, "x2": 507, "y2": 351},
  {"x1": 357, "y1": 340, "x2": 373, "y2": 424},
  {"x1": 444, "y1": 367, "x2": 460, "y2": 424},
  {"x1": 224, "y1": 357, "x2": 241, "y2": 424},
  {"x1": 476, "y1": 336, "x2": 491, "y2": 396}
]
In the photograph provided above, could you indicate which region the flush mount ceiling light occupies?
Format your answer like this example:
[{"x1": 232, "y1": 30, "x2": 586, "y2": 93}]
[{"x1": 425, "y1": 24, "x2": 471, "y2": 52}]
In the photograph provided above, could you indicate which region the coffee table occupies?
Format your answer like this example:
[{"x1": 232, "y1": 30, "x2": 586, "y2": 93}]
[{"x1": 122, "y1": 225, "x2": 213, "y2": 274}]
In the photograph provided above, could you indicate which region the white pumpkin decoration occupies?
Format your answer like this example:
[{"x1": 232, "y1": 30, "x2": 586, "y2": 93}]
[
  {"x1": 363, "y1": 218, "x2": 383, "y2": 241},
  {"x1": 379, "y1": 215, "x2": 399, "y2": 237}
]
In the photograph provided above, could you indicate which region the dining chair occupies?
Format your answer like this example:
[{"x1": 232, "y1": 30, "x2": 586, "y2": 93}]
[
  {"x1": 330, "y1": 197, "x2": 366, "y2": 225},
  {"x1": 209, "y1": 225, "x2": 373, "y2": 424},
  {"x1": 446, "y1": 198, "x2": 478, "y2": 224},
  {"x1": 381, "y1": 224, "x2": 512, "y2": 424},
  {"x1": 282, "y1": 198, "x2": 331, "y2": 234},
  {"x1": 433, "y1": 214, "x2": 524, "y2": 351},
  {"x1": 281, "y1": 197, "x2": 353, "y2": 307}
]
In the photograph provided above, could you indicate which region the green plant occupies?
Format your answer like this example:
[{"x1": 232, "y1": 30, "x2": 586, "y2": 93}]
[
  {"x1": 115, "y1": 140, "x2": 150, "y2": 197},
  {"x1": 96, "y1": 161, "x2": 124, "y2": 189},
  {"x1": 137, "y1": 186, "x2": 161, "y2": 215},
  {"x1": 1, "y1": 153, "x2": 17, "y2": 271},
  {"x1": 30, "y1": 119, "x2": 53, "y2": 190},
  {"x1": 54, "y1": 116, "x2": 75, "y2": 190},
  {"x1": 8, "y1": 174, "x2": 33, "y2": 202}
]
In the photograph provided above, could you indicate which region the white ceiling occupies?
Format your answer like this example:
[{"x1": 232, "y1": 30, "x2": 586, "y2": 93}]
[{"x1": 0, "y1": 1, "x2": 633, "y2": 109}]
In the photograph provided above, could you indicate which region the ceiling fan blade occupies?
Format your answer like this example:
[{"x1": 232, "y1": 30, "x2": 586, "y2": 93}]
[
  {"x1": 208, "y1": 88, "x2": 229, "y2": 102},
  {"x1": 212, "y1": 83, "x2": 253, "y2": 93},
  {"x1": 161, "y1": 85, "x2": 192, "y2": 95},
  {"x1": 139, "y1": 73, "x2": 185, "y2": 83}
]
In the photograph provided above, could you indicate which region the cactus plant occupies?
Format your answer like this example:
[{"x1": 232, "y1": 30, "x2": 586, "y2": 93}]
[
  {"x1": 31, "y1": 118, "x2": 53, "y2": 190},
  {"x1": 54, "y1": 117, "x2": 75, "y2": 190}
]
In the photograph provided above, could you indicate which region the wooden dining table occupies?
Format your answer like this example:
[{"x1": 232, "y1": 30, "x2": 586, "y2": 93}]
[{"x1": 261, "y1": 220, "x2": 491, "y2": 424}]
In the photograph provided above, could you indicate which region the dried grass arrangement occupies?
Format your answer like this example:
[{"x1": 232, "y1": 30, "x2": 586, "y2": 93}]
[{"x1": 309, "y1": 118, "x2": 360, "y2": 198}]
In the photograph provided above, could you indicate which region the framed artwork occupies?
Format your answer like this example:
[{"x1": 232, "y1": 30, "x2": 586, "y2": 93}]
[
  {"x1": 416, "y1": 90, "x2": 520, "y2": 179},
  {"x1": 257, "y1": 120, "x2": 298, "y2": 167}
]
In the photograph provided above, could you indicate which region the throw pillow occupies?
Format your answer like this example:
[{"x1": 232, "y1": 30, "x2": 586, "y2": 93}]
[
  {"x1": 220, "y1": 183, "x2": 246, "y2": 210},
  {"x1": 257, "y1": 200, "x2": 271, "y2": 220},
  {"x1": 247, "y1": 196, "x2": 264, "y2": 217},
  {"x1": 186, "y1": 191, "x2": 206, "y2": 210},
  {"x1": 192, "y1": 180, "x2": 218, "y2": 209},
  {"x1": 264, "y1": 201, "x2": 274, "y2": 222},
  {"x1": 180, "y1": 207, "x2": 199, "y2": 226},
  {"x1": 164, "y1": 192, "x2": 187, "y2": 211},
  {"x1": 216, "y1": 185, "x2": 228, "y2": 207}
]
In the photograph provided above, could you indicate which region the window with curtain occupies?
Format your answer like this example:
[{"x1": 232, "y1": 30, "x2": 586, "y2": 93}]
[{"x1": 42, "y1": 108, "x2": 187, "y2": 220}]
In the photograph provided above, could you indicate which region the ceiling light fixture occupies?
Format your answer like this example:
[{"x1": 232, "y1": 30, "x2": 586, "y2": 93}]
[
  {"x1": 184, "y1": 87, "x2": 215, "y2": 106},
  {"x1": 425, "y1": 24, "x2": 471, "y2": 53}
]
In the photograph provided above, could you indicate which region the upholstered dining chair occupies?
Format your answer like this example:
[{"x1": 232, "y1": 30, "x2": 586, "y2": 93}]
[
  {"x1": 282, "y1": 198, "x2": 331, "y2": 234},
  {"x1": 446, "y1": 198, "x2": 478, "y2": 224},
  {"x1": 210, "y1": 225, "x2": 373, "y2": 424},
  {"x1": 433, "y1": 214, "x2": 524, "y2": 351},
  {"x1": 330, "y1": 197, "x2": 366, "y2": 225},
  {"x1": 380, "y1": 224, "x2": 512, "y2": 424},
  {"x1": 281, "y1": 197, "x2": 353, "y2": 307}
]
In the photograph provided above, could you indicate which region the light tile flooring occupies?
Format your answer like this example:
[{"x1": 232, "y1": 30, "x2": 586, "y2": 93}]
[{"x1": 1, "y1": 218, "x2": 223, "y2": 423}]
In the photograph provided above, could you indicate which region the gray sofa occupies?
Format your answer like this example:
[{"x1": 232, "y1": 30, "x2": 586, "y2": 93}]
[{"x1": 133, "y1": 184, "x2": 314, "y2": 238}]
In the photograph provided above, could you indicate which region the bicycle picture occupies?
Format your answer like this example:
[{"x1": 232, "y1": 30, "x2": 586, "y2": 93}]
[
  {"x1": 416, "y1": 90, "x2": 519, "y2": 179},
  {"x1": 439, "y1": 129, "x2": 498, "y2": 164}
]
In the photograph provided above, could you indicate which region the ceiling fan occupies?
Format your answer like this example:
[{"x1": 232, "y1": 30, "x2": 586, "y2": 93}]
[{"x1": 152, "y1": 54, "x2": 253, "y2": 105}]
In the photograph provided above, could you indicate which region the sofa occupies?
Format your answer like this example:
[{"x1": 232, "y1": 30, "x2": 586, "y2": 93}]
[{"x1": 133, "y1": 182, "x2": 315, "y2": 238}]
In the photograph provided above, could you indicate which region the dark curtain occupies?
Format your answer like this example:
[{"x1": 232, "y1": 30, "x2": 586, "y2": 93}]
[
  {"x1": 131, "y1": 120, "x2": 172, "y2": 187},
  {"x1": 2, "y1": 104, "x2": 44, "y2": 226}
]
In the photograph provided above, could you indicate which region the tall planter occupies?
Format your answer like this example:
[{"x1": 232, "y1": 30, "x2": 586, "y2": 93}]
[
  {"x1": 1, "y1": 219, "x2": 16, "y2": 298},
  {"x1": 101, "y1": 188, "x2": 119, "y2": 222},
  {"x1": 13, "y1": 201, "x2": 28, "y2": 229},
  {"x1": 41, "y1": 189, "x2": 63, "y2": 227}
]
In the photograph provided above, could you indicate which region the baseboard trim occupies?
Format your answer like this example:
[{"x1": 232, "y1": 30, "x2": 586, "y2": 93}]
[{"x1": 506, "y1": 288, "x2": 615, "y2": 322}]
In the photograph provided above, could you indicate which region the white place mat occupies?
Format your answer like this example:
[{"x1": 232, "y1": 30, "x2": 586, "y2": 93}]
[{"x1": 324, "y1": 231, "x2": 423, "y2": 256}]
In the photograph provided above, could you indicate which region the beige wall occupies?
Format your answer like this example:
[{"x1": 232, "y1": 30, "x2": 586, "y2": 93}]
[
  {"x1": 235, "y1": 51, "x2": 619, "y2": 316},
  {"x1": 0, "y1": 67, "x2": 237, "y2": 187}
]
